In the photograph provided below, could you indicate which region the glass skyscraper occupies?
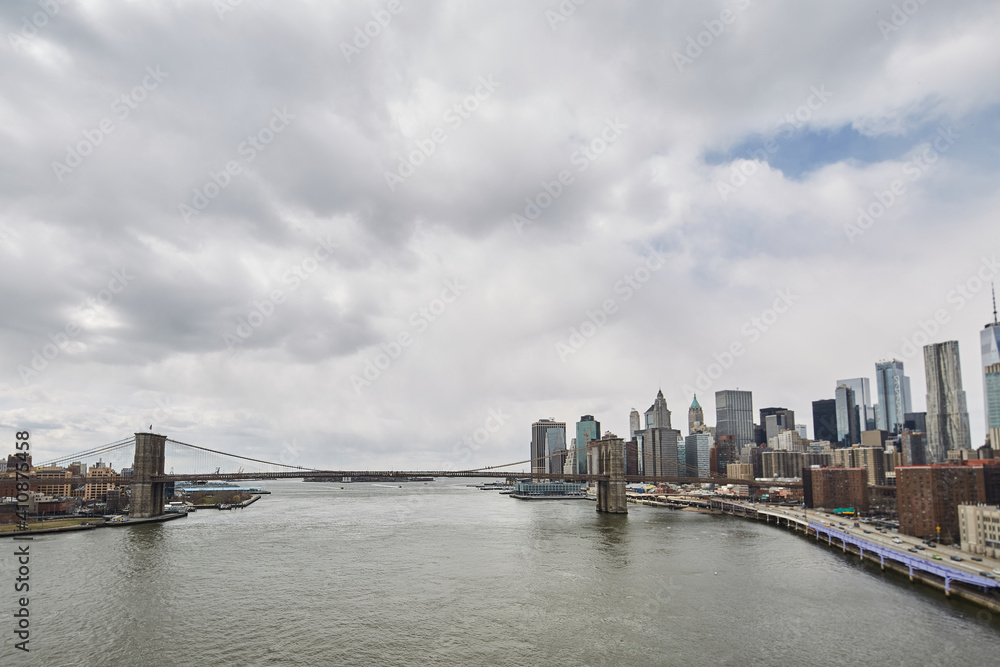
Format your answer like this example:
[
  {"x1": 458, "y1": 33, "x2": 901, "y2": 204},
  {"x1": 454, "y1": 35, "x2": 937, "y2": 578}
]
[
  {"x1": 835, "y1": 384, "x2": 860, "y2": 446},
  {"x1": 575, "y1": 415, "x2": 600, "y2": 475},
  {"x1": 836, "y1": 377, "x2": 873, "y2": 431},
  {"x1": 875, "y1": 359, "x2": 911, "y2": 435},
  {"x1": 715, "y1": 389, "x2": 754, "y2": 454},
  {"x1": 982, "y1": 315, "x2": 1000, "y2": 446}
]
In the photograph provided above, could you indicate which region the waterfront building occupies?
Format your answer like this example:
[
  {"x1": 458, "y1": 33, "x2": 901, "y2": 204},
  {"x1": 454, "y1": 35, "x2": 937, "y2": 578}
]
[
  {"x1": 812, "y1": 399, "x2": 838, "y2": 443},
  {"x1": 531, "y1": 419, "x2": 566, "y2": 478},
  {"x1": 639, "y1": 390, "x2": 681, "y2": 477},
  {"x1": 684, "y1": 433, "x2": 713, "y2": 478},
  {"x1": 837, "y1": 377, "x2": 874, "y2": 431},
  {"x1": 835, "y1": 384, "x2": 860, "y2": 446},
  {"x1": 959, "y1": 504, "x2": 1000, "y2": 559},
  {"x1": 574, "y1": 415, "x2": 600, "y2": 476},
  {"x1": 897, "y1": 465, "x2": 986, "y2": 542},
  {"x1": 716, "y1": 389, "x2": 754, "y2": 455},
  {"x1": 511, "y1": 479, "x2": 587, "y2": 499},
  {"x1": 985, "y1": 362, "x2": 1000, "y2": 449},
  {"x1": 924, "y1": 341, "x2": 972, "y2": 462},
  {"x1": 726, "y1": 463, "x2": 754, "y2": 481},
  {"x1": 34, "y1": 466, "x2": 72, "y2": 497},
  {"x1": 85, "y1": 461, "x2": 120, "y2": 502},
  {"x1": 803, "y1": 466, "x2": 869, "y2": 512},
  {"x1": 875, "y1": 359, "x2": 912, "y2": 435},
  {"x1": 688, "y1": 395, "x2": 704, "y2": 435}
]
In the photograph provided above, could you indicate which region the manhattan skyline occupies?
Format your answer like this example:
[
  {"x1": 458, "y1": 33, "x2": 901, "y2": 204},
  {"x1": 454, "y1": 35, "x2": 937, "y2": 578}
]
[{"x1": 2, "y1": 1, "x2": 1000, "y2": 471}]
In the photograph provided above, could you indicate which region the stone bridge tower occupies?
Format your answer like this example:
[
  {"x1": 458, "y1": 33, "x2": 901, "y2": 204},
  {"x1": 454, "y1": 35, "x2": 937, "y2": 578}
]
[
  {"x1": 594, "y1": 432, "x2": 627, "y2": 514},
  {"x1": 131, "y1": 432, "x2": 166, "y2": 518}
]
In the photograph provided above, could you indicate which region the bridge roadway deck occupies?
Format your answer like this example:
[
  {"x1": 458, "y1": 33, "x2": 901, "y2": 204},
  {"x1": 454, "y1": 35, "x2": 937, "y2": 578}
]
[{"x1": 708, "y1": 499, "x2": 1000, "y2": 595}]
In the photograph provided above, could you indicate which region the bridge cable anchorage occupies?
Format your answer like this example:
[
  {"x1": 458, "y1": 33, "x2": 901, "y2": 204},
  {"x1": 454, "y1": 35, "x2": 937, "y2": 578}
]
[
  {"x1": 37, "y1": 437, "x2": 135, "y2": 467},
  {"x1": 164, "y1": 438, "x2": 323, "y2": 471}
]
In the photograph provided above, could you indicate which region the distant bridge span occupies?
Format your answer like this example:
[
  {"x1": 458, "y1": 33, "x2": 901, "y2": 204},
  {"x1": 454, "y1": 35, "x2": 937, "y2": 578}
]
[{"x1": 27, "y1": 432, "x2": 799, "y2": 517}]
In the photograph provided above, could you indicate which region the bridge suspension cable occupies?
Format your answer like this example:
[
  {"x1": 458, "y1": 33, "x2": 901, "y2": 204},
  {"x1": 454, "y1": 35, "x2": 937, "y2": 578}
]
[
  {"x1": 165, "y1": 438, "x2": 322, "y2": 471},
  {"x1": 37, "y1": 437, "x2": 135, "y2": 467}
]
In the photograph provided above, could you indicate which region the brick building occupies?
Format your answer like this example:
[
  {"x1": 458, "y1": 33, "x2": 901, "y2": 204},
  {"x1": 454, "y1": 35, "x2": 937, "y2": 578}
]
[
  {"x1": 803, "y1": 466, "x2": 869, "y2": 512},
  {"x1": 897, "y1": 465, "x2": 986, "y2": 542}
]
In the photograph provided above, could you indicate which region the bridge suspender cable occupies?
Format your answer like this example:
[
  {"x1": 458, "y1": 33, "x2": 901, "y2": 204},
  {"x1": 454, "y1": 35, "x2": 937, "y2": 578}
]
[{"x1": 36, "y1": 437, "x2": 135, "y2": 467}]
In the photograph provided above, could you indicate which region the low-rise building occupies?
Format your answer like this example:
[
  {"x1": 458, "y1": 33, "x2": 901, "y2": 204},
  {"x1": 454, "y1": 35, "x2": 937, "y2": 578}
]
[
  {"x1": 803, "y1": 466, "x2": 869, "y2": 512},
  {"x1": 958, "y1": 504, "x2": 1000, "y2": 559}
]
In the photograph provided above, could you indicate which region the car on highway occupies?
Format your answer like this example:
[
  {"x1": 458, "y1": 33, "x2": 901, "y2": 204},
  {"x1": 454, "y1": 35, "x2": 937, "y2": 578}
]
[
  {"x1": 908, "y1": 548, "x2": 918, "y2": 553},
  {"x1": 971, "y1": 557, "x2": 983, "y2": 562},
  {"x1": 950, "y1": 556, "x2": 963, "y2": 562},
  {"x1": 915, "y1": 545, "x2": 925, "y2": 550},
  {"x1": 994, "y1": 567, "x2": 1000, "y2": 575},
  {"x1": 931, "y1": 554, "x2": 942, "y2": 560},
  {"x1": 892, "y1": 537, "x2": 903, "y2": 544}
]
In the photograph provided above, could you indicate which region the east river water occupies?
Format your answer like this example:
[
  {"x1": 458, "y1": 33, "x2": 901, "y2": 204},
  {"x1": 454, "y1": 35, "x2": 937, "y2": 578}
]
[{"x1": 3, "y1": 480, "x2": 1000, "y2": 666}]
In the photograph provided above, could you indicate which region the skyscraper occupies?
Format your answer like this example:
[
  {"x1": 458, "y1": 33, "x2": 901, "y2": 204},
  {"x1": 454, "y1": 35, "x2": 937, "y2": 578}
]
[
  {"x1": 835, "y1": 384, "x2": 860, "y2": 447},
  {"x1": 812, "y1": 399, "x2": 838, "y2": 443},
  {"x1": 837, "y1": 377, "x2": 873, "y2": 431},
  {"x1": 574, "y1": 415, "x2": 600, "y2": 475},
  {"x1": 924, "y1": 341, "x2": 971, "y2": 462},
  {"x1": 683, "y1": 432, "x2": 713, "y2": 478},
  {"x1": 760, "y1": 407, "x2": 795, "y2": 442},
  {"x1": 531, "y1": 419, "x2": 566, "y2": 478},
  {"x1": 982, "y1": 291, "x2": 1000, "y2": 446},
  {"x1": 629, "y1": 408, "x2": 641, "y2": 440},
  {"x1": 875, "y1": 359, "x2": 912, "y2": 435},
  {"x1": 688, "y1": 395, "x2": 704, "y2": 435},
  {"x1": 639, "y1": 390, "x2": 681, "y2": 477},
  {"x1": 986, "y1": 362, "x2": 1000, "y2": 449},
  {"x1": 716, "y1": 389, "x2": 754, "y2": 454}
]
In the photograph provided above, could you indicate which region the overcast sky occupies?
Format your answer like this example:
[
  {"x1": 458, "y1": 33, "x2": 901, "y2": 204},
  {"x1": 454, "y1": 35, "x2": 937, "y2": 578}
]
[{"x1": 2, "y1": 0, "x2": 999, "y2": 473}]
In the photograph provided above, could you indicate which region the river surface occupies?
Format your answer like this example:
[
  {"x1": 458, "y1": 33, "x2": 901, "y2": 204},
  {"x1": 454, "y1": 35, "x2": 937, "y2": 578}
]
[{"x1": 3, "y1": 479, "x2": 1000, "y2": 666}]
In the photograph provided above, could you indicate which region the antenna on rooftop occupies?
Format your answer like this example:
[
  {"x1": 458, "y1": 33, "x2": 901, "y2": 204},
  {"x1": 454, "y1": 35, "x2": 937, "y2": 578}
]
[{"x1": 993, "y1": 282, "x2": 998, "y2": 325}]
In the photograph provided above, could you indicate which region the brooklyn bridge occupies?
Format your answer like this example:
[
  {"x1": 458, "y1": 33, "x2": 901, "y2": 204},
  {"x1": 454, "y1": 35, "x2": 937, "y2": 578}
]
[{"x1": 18, "y1": 431, "x2": 798, "y2": 517}]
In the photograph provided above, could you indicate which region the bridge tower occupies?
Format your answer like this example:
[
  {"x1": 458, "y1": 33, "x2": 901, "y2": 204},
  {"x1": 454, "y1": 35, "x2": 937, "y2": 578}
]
[
  {"x1": 131, "y1": 432, "x2": 166, "y2": 518},
  {"x1": 594, "y1": 432, "x2": 627, "y2": 514}
]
